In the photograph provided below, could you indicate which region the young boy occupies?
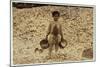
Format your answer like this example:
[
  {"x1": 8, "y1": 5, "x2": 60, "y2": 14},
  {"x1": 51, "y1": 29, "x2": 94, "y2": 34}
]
[{"x1": 46, "y1": 11, "x2": 64, "y2": 57}]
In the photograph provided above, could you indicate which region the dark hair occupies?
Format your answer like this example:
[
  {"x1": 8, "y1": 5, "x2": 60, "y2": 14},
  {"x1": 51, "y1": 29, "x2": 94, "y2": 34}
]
[{"x1": 52, "y1": 11, "x2": 60, "y2": 17}]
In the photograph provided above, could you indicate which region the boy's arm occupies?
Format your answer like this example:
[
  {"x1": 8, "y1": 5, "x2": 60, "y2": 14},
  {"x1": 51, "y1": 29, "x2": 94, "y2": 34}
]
[
  {"x1": 46, "y1": 23, "x2": 51, "y2": 39},
  {"x1": 60, "y1": 24, "x2": 63, "y2": 41}
]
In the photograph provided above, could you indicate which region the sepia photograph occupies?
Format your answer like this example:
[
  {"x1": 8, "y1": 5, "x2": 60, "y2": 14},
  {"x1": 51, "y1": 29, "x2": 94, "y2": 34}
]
[{"x1": 11, "y1": 1, "x2": 96, "y2": 66}]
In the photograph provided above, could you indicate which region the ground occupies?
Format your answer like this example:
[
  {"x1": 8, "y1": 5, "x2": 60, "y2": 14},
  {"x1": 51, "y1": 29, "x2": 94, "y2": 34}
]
[{"x1": 12, "y1": 5, "x2": 94, "y2": 65}]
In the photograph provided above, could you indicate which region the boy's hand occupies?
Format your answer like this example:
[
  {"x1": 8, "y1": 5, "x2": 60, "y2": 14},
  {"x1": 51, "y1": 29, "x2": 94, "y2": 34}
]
[
  {"x1": 61, "y1": 37, "x2": 64, "y2": 41},
  {"x1": 45, "y1": 35, "x2": 48, "y2": 40}
]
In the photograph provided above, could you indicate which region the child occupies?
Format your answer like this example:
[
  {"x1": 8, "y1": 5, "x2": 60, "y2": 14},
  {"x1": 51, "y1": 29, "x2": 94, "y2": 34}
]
[{"x1": 46, "y1": 11, "x2": 64, "y2": 57}]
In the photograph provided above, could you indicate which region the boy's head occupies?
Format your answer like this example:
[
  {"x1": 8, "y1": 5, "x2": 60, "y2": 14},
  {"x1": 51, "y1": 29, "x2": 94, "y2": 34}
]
[{"x1": 52, "y1": 11, "x2": 60, "y2": 21}]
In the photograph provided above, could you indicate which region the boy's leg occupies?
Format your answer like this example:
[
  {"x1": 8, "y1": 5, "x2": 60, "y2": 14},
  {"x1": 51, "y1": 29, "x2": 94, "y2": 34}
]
[
  {"x1": 49, "y1": 43, "x2": 53, "y2": 57},
  {"x1": 55, "y1": 40, "x2": 59, "y2": 52},
  {"x1": 55, "y1": 34, "x2": 61, "y2": 52},
  {"x1": 47, "y1": 34, "x2": 54, "y2": 57}
]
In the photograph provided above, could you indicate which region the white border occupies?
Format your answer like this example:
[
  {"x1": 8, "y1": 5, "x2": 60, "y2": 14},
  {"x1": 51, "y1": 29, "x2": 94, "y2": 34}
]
[
  {"x1": 10, "y1": 0, "x2": 96, "y2": 67},
  {"x1": 10, "y1": 0, "x2": 13, "y2": 67}
]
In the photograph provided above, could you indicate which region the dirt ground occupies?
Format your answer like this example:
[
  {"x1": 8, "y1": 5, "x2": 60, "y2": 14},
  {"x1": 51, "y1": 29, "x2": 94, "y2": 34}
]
[{"x1": 12, "y1": 5, "x2": 94, "y2": 65}]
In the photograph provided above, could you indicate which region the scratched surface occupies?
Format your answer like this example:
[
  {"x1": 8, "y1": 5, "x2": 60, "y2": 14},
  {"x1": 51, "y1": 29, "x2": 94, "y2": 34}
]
[{"x1": 12, "y1": 5, "x2": 94, "y2": 64}]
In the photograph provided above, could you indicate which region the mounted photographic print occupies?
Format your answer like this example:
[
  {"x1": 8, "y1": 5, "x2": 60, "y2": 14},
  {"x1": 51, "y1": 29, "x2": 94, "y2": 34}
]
[{"x1": 10, "y1": 0, "x2": 96, "y2": 66}]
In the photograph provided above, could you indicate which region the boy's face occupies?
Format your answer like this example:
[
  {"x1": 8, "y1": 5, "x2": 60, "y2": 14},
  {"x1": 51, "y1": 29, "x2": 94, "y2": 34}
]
[{"x1": 53, "y1": 14, "x2": 59, "y2": 21}]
